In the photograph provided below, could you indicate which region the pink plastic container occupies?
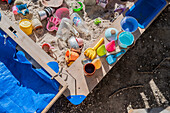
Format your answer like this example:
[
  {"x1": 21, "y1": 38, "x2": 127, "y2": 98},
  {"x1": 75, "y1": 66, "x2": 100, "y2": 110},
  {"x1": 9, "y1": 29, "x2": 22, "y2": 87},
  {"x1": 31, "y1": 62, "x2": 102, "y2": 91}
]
[{"x1": 12, "y1": 6, "x2": 18, "y2": 15}]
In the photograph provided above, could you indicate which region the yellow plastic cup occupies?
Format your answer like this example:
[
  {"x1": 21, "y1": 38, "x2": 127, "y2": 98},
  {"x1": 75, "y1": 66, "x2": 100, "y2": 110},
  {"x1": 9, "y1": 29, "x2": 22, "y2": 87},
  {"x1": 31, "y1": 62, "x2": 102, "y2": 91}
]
[
  {"x1": 19, "y1": 19, "x2": 33, "y2": 35},
  {"x1": 92, "y1": 59, "x2": 102, "y2": 69}
]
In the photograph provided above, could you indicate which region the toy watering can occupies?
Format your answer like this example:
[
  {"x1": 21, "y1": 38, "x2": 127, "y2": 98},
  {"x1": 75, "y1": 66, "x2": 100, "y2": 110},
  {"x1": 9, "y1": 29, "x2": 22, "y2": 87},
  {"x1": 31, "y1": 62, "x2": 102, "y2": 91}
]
[{"x1": 106, "y1": 49, "x2": 126, "y2": 65}]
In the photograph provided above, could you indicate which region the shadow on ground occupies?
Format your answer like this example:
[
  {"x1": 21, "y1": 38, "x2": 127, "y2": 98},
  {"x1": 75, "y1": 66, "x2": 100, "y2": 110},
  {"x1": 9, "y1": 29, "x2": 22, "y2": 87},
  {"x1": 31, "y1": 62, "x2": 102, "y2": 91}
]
[{"x1": 49, "y1": 5, "x2": 170, "y2": 113}]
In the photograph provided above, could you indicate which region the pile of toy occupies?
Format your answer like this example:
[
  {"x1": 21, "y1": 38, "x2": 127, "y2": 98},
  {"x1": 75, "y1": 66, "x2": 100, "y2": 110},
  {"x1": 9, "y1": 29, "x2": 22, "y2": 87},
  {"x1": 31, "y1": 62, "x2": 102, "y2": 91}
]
[
  {"x1": 82, "y1": 15, "x2": 138, "y2": 76},
  {"x1": 7, "y1": 0, "x2": 88, "y2": 66},
  {"x1": 1, "y1": 0, "x2": 136, "y2": 68}
]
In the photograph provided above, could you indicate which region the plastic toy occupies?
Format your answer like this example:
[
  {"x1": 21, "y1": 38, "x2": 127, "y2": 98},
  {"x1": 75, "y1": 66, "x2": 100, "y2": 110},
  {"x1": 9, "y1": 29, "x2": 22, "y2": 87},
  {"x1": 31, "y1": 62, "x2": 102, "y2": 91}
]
[
  {"x1": 31, "y1": 18, "x2": 43, "y2": 30},
  {"x1": 92, "y1": 59, "x2": 102, "y2": 69},
  {"x1": 120, "y1": 16, "x2": 138, "y2": 32},
  {"x1": 12, "y1": 6, "x2": 18, "y2": 15},
  {"x1": 55, "y1": 8, "x2": 70, "y2": 20},
  {"x1": 73, "y1": 2, "x2": 83, "y2": 12},
  {"x1": 105, "y1": 28, "x2": 118, "y2": 41},
  {"x1": 125, "y1": 0, "x2": 167, "y2": 29},
  {"x1": 68, "y1": 36, "x2": 79, "y2": 50},
  {"x1": 16, "y1": 4, "x2": 29, "y2": 16},
  {"x1": 1, "y1": 0, "x2": 12, "y2": 4},
  {"x1": 46, "y1": 8, "x2": 70, "y2": 32},
  {"x1": 83, "y1": 63, "x2": 96, "y2": 76},
  {"x1": 105, "y1": 40, "x2": 116, "y2": 52},
  {"x1": 42, "y1": 43, "x2": 54, "y2": 53},
  {"x1": 84, "y1": 38, "x2": 104, "y2": 59},
  {"x1": 97, "y1": 44, "x2": 107, "y2": 57},
  {"x1": 46, "y1": 17, "x2": 60, "y2": 32},
  {"x1": 76, "y1": 38, "x2": 84, "y2": 47},
  {"x1": 65, "y1": 49, "x2": 79, "y2": 64},
  {"x1": 94, "y1": 18, "x2": 101, "y2": 25},
  {"x1": 118, "y1": 31, "x2": 134, "y2": 48},
  {"x1": 19, "y1": 19, "x2": 32, "y2": 35},
  {"x1": 106, "y1": 49, "x2": 126, "y2": 65}
]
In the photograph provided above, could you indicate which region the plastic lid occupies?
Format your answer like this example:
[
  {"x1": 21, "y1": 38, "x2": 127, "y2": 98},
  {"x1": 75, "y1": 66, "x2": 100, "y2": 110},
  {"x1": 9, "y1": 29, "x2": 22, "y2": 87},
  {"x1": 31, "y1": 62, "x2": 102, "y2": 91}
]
[{"x1": 19, "y1": 19, "x2": 32, "y2": 28}]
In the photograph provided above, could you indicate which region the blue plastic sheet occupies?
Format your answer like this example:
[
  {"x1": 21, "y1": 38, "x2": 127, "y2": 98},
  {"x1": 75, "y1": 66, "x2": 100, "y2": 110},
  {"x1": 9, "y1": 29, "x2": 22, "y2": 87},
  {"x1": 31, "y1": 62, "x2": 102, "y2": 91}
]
[{"x1": 0, "y1": 29, "x2": 59, "y2": 113}]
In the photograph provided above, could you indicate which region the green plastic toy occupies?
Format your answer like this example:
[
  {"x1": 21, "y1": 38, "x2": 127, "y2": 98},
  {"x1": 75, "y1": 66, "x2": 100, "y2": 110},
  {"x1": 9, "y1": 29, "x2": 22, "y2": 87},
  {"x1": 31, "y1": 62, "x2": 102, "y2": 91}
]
[
  {"x1": 94, "y1": 18, "x2": 101, "y2": 25},
  {"x1": 73, "y1": 2, "x2": 83, "y2": 12},
  {"x1": 97, "y1": 44, "x2": 107, "y2": 57}
]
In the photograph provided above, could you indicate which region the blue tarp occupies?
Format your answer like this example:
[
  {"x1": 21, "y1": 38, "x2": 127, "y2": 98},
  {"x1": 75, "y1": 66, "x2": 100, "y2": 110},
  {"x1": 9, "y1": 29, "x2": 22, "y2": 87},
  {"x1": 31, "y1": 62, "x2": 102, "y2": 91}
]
[{"x1": 0, "y1": 29, "x2": 59, "y2": 113}]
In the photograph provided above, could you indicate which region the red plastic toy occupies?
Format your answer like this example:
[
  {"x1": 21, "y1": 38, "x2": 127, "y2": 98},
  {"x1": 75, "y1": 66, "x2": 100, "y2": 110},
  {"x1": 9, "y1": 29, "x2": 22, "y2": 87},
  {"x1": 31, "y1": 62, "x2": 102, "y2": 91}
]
[{"x1": 1, "y1": 0, "x2": 12, "y2": 4}]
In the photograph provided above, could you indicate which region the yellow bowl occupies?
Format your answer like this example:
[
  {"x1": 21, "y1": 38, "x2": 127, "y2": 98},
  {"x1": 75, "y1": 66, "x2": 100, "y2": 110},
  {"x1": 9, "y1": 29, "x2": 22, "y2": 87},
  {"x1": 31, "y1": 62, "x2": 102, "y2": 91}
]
[{"x1": 19, "y1": 19, "x2": 32, "y2": 35}]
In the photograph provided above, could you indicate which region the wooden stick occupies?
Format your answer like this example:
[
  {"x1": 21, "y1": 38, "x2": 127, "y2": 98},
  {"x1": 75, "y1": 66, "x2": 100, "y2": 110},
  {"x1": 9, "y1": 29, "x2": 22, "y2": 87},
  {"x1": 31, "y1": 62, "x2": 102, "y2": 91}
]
[
  {"x1": 109, "y1": 84, "x2": 144, "y2": 98},
  {"x1": 41, "y1": 85, "x2": 68, "y2": 113}
]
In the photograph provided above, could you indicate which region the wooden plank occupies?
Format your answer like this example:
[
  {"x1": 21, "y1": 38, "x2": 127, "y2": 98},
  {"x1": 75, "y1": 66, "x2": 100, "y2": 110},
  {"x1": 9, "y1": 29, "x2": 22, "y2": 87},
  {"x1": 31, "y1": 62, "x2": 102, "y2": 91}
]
[
  {"x1": 0, "y1": 10, "x2": 67, "y2": 87},
  {"x1": 64, "y1": 1, "x2": 168, "y2": 97},
  {"x1": 0, "y1": 10, "x2": 71, "y2": 112}
]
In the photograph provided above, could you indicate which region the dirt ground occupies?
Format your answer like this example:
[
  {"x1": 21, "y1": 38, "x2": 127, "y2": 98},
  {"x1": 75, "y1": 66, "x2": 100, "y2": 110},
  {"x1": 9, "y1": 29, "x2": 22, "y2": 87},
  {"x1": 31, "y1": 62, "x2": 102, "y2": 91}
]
[{"x1": 48, "y1": 5, "x2": 170, "y2": 113}]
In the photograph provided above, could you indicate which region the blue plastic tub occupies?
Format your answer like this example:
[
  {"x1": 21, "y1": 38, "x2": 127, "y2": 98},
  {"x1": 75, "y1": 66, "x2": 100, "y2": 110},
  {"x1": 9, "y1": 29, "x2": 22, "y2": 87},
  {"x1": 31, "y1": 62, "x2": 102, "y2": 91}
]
[{"x1": 125, "y1": 0, "x2": 167, "y2": 29}]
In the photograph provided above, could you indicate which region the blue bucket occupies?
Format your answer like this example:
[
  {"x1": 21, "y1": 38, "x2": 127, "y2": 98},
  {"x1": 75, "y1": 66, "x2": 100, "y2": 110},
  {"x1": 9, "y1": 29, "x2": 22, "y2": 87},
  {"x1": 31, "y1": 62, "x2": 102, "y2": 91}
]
[
  {"x1": 120, "y1": 16, "x2": 138, "y2": 32},
  {"x1": 118, "y1": 32, "x2": 134, "y2": 48}
]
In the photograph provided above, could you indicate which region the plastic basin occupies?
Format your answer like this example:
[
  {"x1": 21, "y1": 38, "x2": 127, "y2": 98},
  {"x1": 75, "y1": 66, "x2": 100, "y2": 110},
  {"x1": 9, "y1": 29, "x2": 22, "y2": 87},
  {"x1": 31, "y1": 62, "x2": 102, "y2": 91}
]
[{"x1": 125, "y1": 0, "x2": 167, "y2": 29}]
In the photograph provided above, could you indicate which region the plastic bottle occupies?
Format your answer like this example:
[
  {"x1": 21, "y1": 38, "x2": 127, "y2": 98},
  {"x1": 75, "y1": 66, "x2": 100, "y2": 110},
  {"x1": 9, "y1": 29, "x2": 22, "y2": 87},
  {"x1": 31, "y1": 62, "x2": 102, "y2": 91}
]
[
  {"x1": 57, "y1": 18, "x2": 79, "y2": 41},
  {"x1": 70, "y1": 13, "x2": 89, "y2": 35}
]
